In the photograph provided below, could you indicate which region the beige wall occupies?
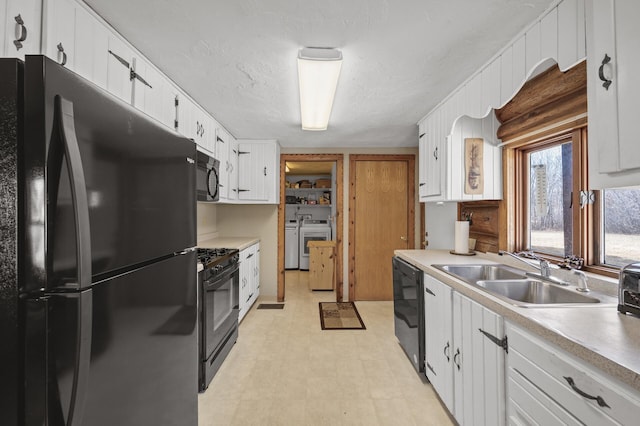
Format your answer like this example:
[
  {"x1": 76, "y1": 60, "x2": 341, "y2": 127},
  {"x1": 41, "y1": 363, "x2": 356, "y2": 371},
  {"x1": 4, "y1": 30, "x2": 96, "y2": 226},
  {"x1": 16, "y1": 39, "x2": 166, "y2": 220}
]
[
  {"x1": 215, "y1": 204, "x2": 279, "y2": 296},
  {"x1": 197, "y1": 202, "x2": 218, "y2": 241}
]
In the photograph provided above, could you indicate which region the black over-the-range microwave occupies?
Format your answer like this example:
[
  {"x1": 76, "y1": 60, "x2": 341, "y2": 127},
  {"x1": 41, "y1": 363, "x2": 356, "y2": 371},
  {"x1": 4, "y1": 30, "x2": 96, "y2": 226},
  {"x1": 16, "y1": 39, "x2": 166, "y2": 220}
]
[{"x1": 196, "y1": 150, "x2": 220, "y2": 202}]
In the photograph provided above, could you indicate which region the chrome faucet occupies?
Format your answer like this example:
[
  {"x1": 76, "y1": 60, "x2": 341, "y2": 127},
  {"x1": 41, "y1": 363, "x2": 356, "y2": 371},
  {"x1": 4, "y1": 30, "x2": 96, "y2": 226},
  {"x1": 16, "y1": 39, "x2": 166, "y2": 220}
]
[
  {"x1": 573, "y1": 269, "x2": 590, "y2": 292},
  {"x1": 498, "y1": 250, "x2": 569, "y2": 286}
]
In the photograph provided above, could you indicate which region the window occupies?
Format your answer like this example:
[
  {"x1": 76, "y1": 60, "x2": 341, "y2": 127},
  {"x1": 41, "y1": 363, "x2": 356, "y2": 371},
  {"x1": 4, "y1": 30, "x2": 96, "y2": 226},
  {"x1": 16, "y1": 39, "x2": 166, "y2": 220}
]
[
  {"x1": 514, "y1": 129, "x2": 640, "y2": 274},
  {"x1": 528, "y1": 141, "x2": 573, "y2": 257},
  {"x1": 601, "y1": 187, "x2": 640, "y2": 267}
]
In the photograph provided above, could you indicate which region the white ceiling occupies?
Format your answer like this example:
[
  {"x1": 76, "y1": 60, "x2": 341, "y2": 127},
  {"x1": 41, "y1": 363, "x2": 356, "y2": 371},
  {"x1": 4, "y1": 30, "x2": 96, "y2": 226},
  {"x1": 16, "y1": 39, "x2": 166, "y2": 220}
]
[{"x1": 84, "y1": 0, "x2": 555, "y2": 148}]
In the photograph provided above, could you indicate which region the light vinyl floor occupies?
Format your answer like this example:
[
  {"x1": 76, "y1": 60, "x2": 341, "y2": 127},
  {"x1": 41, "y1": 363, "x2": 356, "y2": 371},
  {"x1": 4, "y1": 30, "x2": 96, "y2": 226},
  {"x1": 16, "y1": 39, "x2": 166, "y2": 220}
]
[{"x1": 198, "y1": 270, "x2": 454, "y2": 426}]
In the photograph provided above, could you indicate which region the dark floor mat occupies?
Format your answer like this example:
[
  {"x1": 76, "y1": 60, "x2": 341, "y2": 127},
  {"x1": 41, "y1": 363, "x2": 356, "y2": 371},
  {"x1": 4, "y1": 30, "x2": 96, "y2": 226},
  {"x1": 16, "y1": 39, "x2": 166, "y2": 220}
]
[{"x1": 257, "y1": 304, "x2": 285, "y2": 309}]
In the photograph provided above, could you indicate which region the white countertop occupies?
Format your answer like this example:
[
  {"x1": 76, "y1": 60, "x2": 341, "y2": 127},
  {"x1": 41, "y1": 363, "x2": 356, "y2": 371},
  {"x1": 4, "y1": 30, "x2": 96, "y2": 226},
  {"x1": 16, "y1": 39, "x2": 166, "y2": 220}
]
[
  {"x1": 198, "y1": 237, "x2": 259, "y2": 251},
  {"x1": 395, "y1": 249, "x2": 640, "y2": 393}
]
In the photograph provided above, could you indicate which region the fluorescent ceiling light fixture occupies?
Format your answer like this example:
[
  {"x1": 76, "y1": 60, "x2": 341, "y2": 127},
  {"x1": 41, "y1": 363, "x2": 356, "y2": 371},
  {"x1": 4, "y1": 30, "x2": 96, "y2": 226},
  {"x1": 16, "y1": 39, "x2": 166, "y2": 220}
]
[{"x1": 297, "y1": 47, "x2": 342, "y2": 131}]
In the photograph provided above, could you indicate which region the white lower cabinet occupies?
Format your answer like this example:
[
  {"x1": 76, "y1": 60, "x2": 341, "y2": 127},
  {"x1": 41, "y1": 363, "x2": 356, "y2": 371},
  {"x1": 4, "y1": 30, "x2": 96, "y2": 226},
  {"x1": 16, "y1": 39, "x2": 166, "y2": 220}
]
[
  {"x1": 506, "y1": 322, "x2": 640, "y2": 425},
  {"x1": 239, "y1": 242, "x2": 260, "y2": 322},
  {"x1": 424, "y1": 273, "x2": 506, "y2": 425}
]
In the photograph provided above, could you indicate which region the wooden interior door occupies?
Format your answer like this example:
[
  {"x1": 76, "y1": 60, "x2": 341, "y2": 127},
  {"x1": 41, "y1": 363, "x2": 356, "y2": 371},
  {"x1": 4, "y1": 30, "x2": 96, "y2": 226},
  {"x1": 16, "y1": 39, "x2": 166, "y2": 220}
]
[{"x1": 351, "y1": 156, "x2": 414, "y2": 301}]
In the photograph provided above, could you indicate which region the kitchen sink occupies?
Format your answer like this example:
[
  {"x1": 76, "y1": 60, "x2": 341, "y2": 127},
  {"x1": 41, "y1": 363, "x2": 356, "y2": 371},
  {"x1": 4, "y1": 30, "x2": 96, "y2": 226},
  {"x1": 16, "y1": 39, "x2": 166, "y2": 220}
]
[
  {"x1": 474, "y1": 279, "x2": 600, "y2": 306},
  {"x1": 433, "y1": 263, "x2": 612, "y2": 307},
  {"x1": 433, "y1": 264, "x2": 527, "y2": 284}
]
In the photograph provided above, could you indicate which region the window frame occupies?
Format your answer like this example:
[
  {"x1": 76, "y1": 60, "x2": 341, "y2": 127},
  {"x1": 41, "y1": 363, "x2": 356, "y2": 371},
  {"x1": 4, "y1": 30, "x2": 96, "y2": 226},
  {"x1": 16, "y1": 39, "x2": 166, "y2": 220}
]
[{"x1": 512, "y1": 127, "x2": 617, "y2": 276}]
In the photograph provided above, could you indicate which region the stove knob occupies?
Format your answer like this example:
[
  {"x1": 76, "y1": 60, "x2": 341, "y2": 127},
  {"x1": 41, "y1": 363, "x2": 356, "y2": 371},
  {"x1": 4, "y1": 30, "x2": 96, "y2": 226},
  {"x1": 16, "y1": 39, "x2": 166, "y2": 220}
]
[{"x1": 215, "y1": 265, "x2": 223, "y2": 272}]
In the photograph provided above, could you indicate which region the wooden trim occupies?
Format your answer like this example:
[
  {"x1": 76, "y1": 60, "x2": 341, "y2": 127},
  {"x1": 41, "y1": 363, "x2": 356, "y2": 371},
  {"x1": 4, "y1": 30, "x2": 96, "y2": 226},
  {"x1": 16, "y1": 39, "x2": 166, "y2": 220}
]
[
  {"x1": 496, "y1": 62, "x2": 587, "y2": 124},
  {"x1": 277, "y1": 154, "x2": 344, "y2": 303},
  {"x1": 348, "y1": 154, "x2": 416, "y2": 302}
]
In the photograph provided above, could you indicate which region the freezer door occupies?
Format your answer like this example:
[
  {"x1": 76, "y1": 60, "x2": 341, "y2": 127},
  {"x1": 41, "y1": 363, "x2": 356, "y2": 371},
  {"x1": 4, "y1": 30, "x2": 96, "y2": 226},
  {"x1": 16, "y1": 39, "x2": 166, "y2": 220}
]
[
  {"x1": 24, "y1": 252, "x2": 198, "y2": 426},
  {"x1": 22, "y1": 55, "x2": 196, "y2": 292}
]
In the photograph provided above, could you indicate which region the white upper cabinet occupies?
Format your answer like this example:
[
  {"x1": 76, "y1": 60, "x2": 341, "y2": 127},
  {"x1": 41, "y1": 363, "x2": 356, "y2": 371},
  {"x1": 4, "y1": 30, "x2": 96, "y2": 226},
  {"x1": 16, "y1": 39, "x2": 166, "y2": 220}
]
[
  {"x1": 3, "y1": 0, "x2": 42, "y2": 59},
  {"x1": 215, "y1": 126, "x2": 231, "y2": 201},
  {"x1": 236, "y1": 140, "x2": 280, "y2": 204},
  {"x1": 419, "y1": 112, "x2": 502, "y2": 202},
  {"x1": 586, "y1": 0, "x2": 640, "y2": 189},
  {"x1": 73, "y1": 5, "x2": 108, "y2": 89}
]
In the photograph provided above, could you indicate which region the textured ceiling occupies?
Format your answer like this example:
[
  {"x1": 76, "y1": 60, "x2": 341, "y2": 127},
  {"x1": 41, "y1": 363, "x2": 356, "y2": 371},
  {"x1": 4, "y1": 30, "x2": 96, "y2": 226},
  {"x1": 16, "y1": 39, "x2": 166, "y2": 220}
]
[{"x1": 83, "y1": 0, "x2": 555, "y2": 148}]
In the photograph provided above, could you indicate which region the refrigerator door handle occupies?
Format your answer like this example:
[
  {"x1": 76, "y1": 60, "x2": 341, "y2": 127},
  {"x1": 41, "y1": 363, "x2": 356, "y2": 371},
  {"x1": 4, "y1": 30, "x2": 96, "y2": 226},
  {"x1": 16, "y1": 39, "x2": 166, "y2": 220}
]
[
  {"x1": 66, "y1": 290, "x2": 93, "y2": 426},
  {"x1": 55, "y1": 96, "x2": 92, "y2": 289}
]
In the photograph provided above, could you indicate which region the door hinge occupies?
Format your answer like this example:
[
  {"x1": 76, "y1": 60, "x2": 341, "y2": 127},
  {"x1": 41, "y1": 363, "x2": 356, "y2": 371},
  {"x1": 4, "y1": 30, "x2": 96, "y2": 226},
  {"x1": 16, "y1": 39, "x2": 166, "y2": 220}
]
[
  {"x1": 426, "y1": 362, "x2": 436, "y2": 376},
  {"x1": 479, "y1": 329, "x2": 508, "y2": 353},
  {"x1": 174, "y1": 120, "x2": 179, "y2": 130},
  {"x1": 108, "y1": 49, "x2": 130, "y2": 69}
]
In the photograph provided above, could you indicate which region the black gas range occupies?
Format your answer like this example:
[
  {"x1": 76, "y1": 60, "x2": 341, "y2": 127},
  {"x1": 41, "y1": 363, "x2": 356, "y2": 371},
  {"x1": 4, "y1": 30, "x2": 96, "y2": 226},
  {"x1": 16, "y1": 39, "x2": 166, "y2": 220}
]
[
  {"x1": 197, "y1": 248, "x2": 239, "y2": 270},
  {"x1": 196, "y1": 247, "x2": 240, "y2": 391}
]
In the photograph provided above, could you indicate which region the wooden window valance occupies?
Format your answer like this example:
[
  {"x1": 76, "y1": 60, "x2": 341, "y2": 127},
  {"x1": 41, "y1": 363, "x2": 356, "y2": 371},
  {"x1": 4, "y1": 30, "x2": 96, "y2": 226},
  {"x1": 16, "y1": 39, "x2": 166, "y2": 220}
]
[{"x1": 496, "y1": 61, "x2": 587, "y2": 147}]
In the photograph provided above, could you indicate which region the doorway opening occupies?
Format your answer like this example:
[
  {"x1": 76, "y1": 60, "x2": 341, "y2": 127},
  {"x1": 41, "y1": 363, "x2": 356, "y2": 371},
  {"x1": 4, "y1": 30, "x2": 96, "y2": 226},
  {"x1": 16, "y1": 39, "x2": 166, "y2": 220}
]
[{"x1": 278, "y1": 154, "x2": 344, "y2": 303}]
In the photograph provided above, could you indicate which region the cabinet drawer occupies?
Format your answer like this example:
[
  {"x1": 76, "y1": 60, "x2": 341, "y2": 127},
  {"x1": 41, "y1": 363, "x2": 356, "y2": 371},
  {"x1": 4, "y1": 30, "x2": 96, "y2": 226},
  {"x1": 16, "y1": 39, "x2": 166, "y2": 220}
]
[
  {"x1": 507, "y1": 324, "x2": 640, "y2": 425},
  {"x1": 508, "y1": 361, "x2": 582, "y2": 425}
]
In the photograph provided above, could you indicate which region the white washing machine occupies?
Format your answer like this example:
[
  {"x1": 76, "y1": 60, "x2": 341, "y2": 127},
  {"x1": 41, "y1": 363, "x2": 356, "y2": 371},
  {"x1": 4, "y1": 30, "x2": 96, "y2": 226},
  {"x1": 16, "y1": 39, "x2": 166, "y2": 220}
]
[
  {"x1": 285, "y1": 220, "x2": 299, "y2": 269},
  {"x1": 299, "y1": 219, "x2": 332, "y2": 270}
]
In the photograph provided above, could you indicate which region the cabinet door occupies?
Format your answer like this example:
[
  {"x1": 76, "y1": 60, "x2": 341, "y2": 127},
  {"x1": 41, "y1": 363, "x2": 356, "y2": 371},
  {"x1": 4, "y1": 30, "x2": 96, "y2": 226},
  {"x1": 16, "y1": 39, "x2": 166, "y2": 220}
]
[
  {"x1": 74, "y1": 5, "x2": 108, "y2": 89},
  {"x1": 418, "y1": 123, "x2": 428, "y2": 200},
  {"x1": 453, "y1": 293, "x2": 506, "y2": 426},
  {"x1": 238, "y1": 142, "x2": 277, "y2": 202},
  {"x1": 216, "y1": 127, "x2": 230, "y2": 200},
  {"x1": 424, "y1": 274, "x2": 454, "y2": 411},
  {"x1": 614, "y1": 0, "x2": 640, "y2": 171},
  {"x1": 227, "y1": 137, "x2": 239, "y2": 200},
  {"x1": 43, "y1": 0, "x2": 75, "y2": 69},
  {"x1": 4, "y1": 0, "x2": 42, "y2": 59},
  {"x1": 586, "y1": 0, "x2": 620, "y2": 176},
  {"x1": 106, "y1": 35, "x2": 134, "y2": 103},
  {"x1": 177, "y1": 94, "x2": 196, "y2": 140}
]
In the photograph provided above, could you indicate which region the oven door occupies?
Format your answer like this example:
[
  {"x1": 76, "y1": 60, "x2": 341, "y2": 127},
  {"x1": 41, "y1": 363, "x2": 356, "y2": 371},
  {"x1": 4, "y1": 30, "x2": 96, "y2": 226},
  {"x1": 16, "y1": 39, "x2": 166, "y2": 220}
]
[
  {"x1": 201, "y1": 265, "x2": 239, "y2": 360},
  {"x1": 196, "y1": 151, "x2": 220, "y2": 202}
]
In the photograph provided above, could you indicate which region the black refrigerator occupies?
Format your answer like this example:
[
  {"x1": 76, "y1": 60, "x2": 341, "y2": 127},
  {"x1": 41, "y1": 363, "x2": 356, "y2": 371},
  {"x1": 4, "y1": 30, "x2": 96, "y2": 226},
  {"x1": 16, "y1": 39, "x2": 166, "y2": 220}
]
[{"x1": 0, "y1": 56, "x2": 198, "y2": 425}]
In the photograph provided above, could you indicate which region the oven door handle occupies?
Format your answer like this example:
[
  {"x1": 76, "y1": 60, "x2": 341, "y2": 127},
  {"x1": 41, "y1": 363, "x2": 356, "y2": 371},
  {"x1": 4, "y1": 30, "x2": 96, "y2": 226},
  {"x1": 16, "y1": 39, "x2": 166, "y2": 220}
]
[{"x1": 203, "y1": 267, "x2": 239, "y2": 291}]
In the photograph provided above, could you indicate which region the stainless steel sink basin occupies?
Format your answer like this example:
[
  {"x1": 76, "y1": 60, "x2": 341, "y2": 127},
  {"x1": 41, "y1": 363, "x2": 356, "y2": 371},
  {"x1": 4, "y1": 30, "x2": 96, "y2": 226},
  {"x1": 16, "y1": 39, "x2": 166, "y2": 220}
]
[
  {"x1": 475, "y1": 279, "x2": 600, "y2": 306},
  {"x1": 433, "y1": 263, "x2": 612, "y2": 307},
  {"x1": 433, "y1": 264, "x2": 527, "y2": 283}
]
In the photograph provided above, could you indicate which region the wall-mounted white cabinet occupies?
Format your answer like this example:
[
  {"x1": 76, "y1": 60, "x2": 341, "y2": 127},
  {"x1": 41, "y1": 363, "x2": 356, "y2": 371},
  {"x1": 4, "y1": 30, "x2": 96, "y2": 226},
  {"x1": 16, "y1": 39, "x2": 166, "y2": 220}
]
[
  {"x1": 506, "y1": 322, "x2": 640, "y2": 425},
  {"x1": 215, "y1": 127, "x2": 232, "y2": 201},
  {"x1": 3, "y1": 0, "x2": 42, "y2": 59},
  {"x1": 423, "y1": 273, "x2": 506, "y2": 425},
  {"x1": 586, "y1": 0, "x2": 640, "y2": 189},
  {"x1": 236, "y1": 140, "x2": 280, "y2": 204},
  {"x1": 419, "y1": 112, "x2": 502, "y2": 202}
]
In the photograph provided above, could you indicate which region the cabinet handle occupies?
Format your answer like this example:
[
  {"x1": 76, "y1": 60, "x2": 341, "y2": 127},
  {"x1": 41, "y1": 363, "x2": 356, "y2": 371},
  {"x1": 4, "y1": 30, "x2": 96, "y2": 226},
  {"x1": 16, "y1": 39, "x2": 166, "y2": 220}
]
[
  {"x1": 57, "y1": 43, "x2": 67, "y2": 66},
  {"x1": 598, "y1": 54, "x2": 613, "y2": 90},
  {"x1": 563, "y1": 376, "x2": 610, "y2": 408},
  {"x1": 453, "y1": 348, "x2": 461, "y2": 371},
  {"x1": 425, "y1": 286, "x2": 435, "y2": 296},
  {"x1": 443, "y1": 341, "x2": 450, "y2": 362},
  {"x1": 433, "y1": 147, "x2": 438, "y2": 160},
  {"x1": 419, "y1": 133, "x2": 425, "y2": 139},
  {"x1": 13, "y1": 15, "x2": 27, "y2": 50}
]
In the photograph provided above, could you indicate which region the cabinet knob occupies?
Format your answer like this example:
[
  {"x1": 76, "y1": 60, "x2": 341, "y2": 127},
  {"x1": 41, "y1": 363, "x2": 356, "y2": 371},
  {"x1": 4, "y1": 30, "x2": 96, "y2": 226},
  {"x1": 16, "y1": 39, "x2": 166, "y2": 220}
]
[
  {"x1": 598, "y1": 54, "x2": 613, "y2": 90},
  {"x1": 13, "y1": 15, "x2": 27, "y2": 50}
]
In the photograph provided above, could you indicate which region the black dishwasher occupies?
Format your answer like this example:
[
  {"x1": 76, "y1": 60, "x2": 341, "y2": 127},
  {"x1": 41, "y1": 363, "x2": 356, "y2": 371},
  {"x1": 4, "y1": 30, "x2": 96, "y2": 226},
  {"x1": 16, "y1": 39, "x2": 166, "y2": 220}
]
[{"x1": 392, "y1": 256, "x2": 425, "y2": 374}]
